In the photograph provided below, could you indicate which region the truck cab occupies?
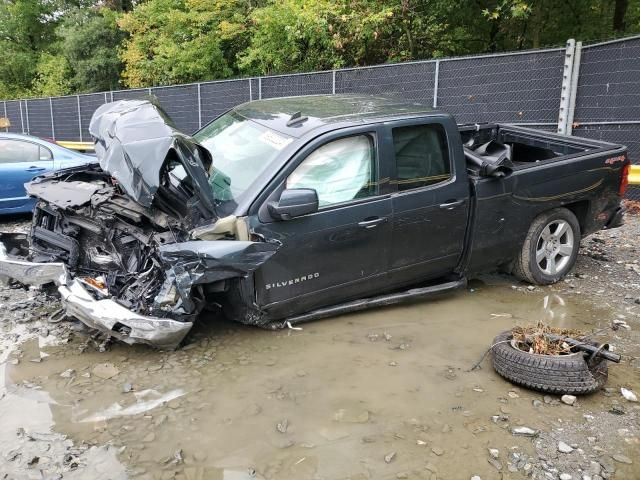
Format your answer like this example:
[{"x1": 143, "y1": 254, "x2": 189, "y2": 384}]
[{"x1": 193, "y1": 95, "x2": 471, "y2": 319}]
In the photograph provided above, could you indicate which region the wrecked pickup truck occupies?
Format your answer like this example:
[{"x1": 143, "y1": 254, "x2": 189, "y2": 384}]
[{"x1": 0, "y1": 95, "x2": 630, "y2": 349}]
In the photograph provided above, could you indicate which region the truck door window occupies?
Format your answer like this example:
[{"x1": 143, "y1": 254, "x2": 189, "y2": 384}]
[
  {"x1": 287, "y1": 134, "x2": 377, "y2": 207},
  {"x1": 392, "y1": 124, "x2": 450, "y2": 190}
]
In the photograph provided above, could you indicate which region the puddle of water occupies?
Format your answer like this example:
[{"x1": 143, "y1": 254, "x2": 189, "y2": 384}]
[
  {"x1": 78, "y1": 388, "x2": 186, "y2": 423},
  {"x1": 4, "y1": 277, "x2": 640, "y2": 479},
  {"x1": 0, "y1": 309, "x2": 128, "y2": 479}
]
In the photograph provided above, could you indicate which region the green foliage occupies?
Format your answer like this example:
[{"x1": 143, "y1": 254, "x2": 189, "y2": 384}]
[
  {"x1": 118, "y1": 0, "x2": 250, "y2": 87},
  {"x1": 58, "y1": 8, "x2": 125, "y2": 92},
  {"x1": 0, "y1": 0, "x2": 57, "y2": 97},
  {"x1": 31, "y1": 53, "x2": 72, "y2": 97},
  {"x1": 0, "y1": 0, "x2": 639, "y2": 98},
  {"x1": 238, "y1": 0, "x2": 349, "y2": 74},
  {"x1": 238, "y1": 0, "x2": 470, "y2": 74}
]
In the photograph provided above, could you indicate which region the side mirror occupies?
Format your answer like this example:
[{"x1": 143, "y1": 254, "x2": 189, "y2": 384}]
[{"x1": 268, "y1": 188, "x2": 318, "y2": 220}]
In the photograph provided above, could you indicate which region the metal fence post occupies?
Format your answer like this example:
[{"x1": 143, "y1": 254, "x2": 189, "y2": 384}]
[
  {"x1": 2, "y1": 101, "x2": 7, "y2": 132},
  {"x1": 148, "y1": 87, "x2": 152, "y2": 96},
  {"x1": 76, "y1": 95, "x2": 83, "y2": 141},
  {"x1": 433, "y1": 60, "x2": 440, "y2": 108},
  {"x1": 19, "y1": 100, "x2": 25, "y2": 133},
  {"x1": 197, "y1": 83, "x2": 202, "y2": 129},
  {"x1": 104, "y1": 92, "x2": 109, "y2": 104},
  {"x1": 557, "y1": 39, "x2": 576, "y2": 135},
  {"x1": 566, "y1": 41, "x2": 582, "y2": 136},
  {"x1": 258, "y1": 77, "x2": 262, "y2": 100},
  {"x1": 49, "y1": 97, "x2": 56, "y2": 140},
  {"x1": 110, "y1": 91, "x2": 114, "y2": 102},
  {"x1": 25, "y1": 100, "x2": 30, "y2": 134},
  {"x1": 249, "y1": 78, "x2": 253, "y2": 101},
  {"x1": 332, "y1": 70, "x2": 336, "y2": 94}
]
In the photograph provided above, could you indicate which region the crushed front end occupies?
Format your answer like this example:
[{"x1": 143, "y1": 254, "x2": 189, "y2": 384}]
[{"x1": 0, "y1": 100, "x2": 277, "y2": 349}]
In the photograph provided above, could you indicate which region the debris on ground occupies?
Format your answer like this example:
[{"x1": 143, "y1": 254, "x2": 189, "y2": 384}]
[
  {"x1": 512, "y1": 426, "x2": 539, "y2": 437},
  {"x1": 620, "y1": 387, "x2": 638, "y2": 402},
  {"x1": 511, "y1": 323, "x2": 586, "y2": 356},
  {"x1": 1, "y1": 215, "x2": 639, "y2": 479}
]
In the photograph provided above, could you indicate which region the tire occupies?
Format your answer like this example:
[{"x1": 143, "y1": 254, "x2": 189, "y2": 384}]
[
  {"x1": 491, "y1": 331, "x2": 608, "y2": 395},
  {"x1": 513, "y1": 208, "x2": 580, "y2": 285}
]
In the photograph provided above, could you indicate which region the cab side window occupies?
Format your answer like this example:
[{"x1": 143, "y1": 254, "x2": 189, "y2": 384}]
[
  {"x1": 392, "y1": 124, "x2": 450, "y2": 191},
  {"x1": 0, "y1": 139, "x2": 51, "y2": 164},
  {"x1": 287, "y1": 134, "x2": 377, "y2": 207}
]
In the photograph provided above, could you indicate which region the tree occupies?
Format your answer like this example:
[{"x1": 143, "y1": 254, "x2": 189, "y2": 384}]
[
  {"x1": 58, "y1": 8, "x2": 125, "y2": 92},
  {"x1": 31, "y1": 53, "x2": 72, "y2": 96},
  {"x1": 118, "y1": 0, "x2": 251, "y2": 87},
  {"x1": 1, "y1": 0, "x2": 640, "y2": 99},
  {"x1": 238, "y1": 0, "x2": 351, "y2": 74},
  {"x1": 613, "y1": 0, "x2": 629, "y2": 32},
  {"x1": 0, "y1": 0, "x2": 58, "y2": 97}
]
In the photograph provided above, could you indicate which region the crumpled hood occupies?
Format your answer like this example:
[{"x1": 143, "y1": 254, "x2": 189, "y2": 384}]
[{"x1": 89, "y1": 100, "x2": 217, "y2": 217}]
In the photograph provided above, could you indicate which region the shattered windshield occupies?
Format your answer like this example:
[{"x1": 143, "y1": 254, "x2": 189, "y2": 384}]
[{"x1": 194, "y1": 111, "x2": 291, "y2": 210}]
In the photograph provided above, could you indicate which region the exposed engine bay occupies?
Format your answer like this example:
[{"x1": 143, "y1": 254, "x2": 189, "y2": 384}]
[
  {"x1": 0, "y1": 100, "x2": 278, "y2": 349},
  {"x1": 30, "y1": 166, "x2": 203, "y2": 322}
]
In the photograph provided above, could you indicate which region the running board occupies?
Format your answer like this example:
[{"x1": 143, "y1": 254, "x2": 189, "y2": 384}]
[{"x1": 269, "y1": 277, "x2": 467, "y2": 329}]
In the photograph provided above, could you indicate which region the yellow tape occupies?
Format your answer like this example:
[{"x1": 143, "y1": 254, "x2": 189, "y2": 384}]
[
  {"x1": 629, "y1": 165, "x2": 640, "y2": 186},
  {"x1": 56, "y1": 141, "x2": 94, "y2": 151}
]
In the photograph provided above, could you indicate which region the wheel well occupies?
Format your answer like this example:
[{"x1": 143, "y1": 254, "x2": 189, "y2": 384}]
[{"x1": 563, "y1": 201, "x2": 589, "y2": 234}]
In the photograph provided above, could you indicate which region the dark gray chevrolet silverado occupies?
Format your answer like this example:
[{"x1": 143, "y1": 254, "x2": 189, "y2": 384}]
[{"x1": 0, "y1": 95, "x2": 630, "y2": 348}]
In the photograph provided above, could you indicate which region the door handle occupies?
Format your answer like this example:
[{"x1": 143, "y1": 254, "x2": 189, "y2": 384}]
[
  {"x1": 439, "y1": 199, "x2": 465, "y2": 210},
  {"x1": 358, "y1": 217, "x2": 387, "y2": 229},
  {"x1": 26, "y1": 166, "x2": 46, "y2": 172}
]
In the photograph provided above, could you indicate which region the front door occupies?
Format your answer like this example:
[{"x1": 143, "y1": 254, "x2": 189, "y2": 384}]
[
  {"x1": 0, "y1": 139, "x2": 54, "y2": 212},
  {"x1": 386, "y1": 120, "x2": 470, "y2": 286},
  {"x1": 253, "y1": 129, "x2": 393, "y2": 317}
]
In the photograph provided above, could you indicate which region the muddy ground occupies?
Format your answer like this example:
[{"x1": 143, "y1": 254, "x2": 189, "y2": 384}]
[{"x1": 1, "y1": 213, "x2": 639, "y2": 480}]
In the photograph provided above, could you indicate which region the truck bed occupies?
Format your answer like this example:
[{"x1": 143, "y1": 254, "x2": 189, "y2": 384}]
[
  {"x1": 459, "y1": 124, "x2": 627, "y2": 276},
  {"x1": 459, "y1": 123, "x2": 621, "y2": 171}
]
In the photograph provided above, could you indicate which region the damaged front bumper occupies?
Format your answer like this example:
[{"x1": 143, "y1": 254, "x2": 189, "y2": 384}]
[
  {"x1": 0, "y1": 101, "x2": 280, "y2": 349},
  {"x1": 60, "y1": 280, "x2": 193, "y2": 349},
  {"x1": 0, "y1": 234, "x2": 192, "y2": 349}
]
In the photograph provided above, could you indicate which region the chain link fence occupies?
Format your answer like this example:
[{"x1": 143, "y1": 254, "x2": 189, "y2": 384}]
[
  {"x1": 1, "y1": 35, "x2": 639, "y2": 197},
  {"x1": 572, "y1": 36, "x2": 640, "y2": 199}
]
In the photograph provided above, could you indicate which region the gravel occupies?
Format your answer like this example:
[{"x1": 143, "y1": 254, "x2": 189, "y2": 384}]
[{"x1": 2, "y1": 212, "x2": 640, "y2": 479}]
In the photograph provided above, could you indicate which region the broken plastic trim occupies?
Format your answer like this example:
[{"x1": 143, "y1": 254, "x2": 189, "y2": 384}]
[
  {"x1": 0, "y1": 234, "x2": 68, "y2": 286},
  {"x1": 0, "y1": 235, "x2": 192, "y2": 349},
  {"x1": 59, "y1": 280, "x2": 193, "y2": 350},
  {"x1": 157, "y1": 240, "x2": 279, "y2": 314},
  {"x1": 0, "y1": 234, "x2": 279, "y2": 349},
  {"x1": 0, "y1": 247, "x2": 192, "y2": 349}
]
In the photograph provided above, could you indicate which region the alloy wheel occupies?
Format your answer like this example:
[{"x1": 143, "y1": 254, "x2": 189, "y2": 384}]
[{"x1": 535, "y1": 220, "x2": 574, "y2": 275}]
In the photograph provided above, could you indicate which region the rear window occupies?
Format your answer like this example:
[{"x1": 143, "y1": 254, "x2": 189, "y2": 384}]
[{"x1": 392, "y1": 124, "x2": 450, "y2": 191}]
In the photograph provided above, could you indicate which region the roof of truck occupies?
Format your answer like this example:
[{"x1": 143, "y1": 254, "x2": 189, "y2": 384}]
[{"x1": 232, "y1": 94, "x2": 440, "y2": 137}]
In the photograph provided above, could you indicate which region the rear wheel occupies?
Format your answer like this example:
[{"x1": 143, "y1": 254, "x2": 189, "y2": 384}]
[{"x1": 513, "y1": 208, "x2": 580, "y2": 285}]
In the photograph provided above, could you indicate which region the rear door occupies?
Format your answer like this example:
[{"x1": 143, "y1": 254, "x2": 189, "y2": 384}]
[
  {"x1": 253, "y1": 126, "x2": 394, "y2": 317},
  {"x1": 386, "y1": 119, "x2": 470, "y2": 286},
  {"x1": 0, "y1": 139, "x2": 54, "y2": 211}
]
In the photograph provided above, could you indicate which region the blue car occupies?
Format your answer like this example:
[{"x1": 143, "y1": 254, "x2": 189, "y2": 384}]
[{"x1": 0, "y1": 133, "x2": 95, "y2": 214}]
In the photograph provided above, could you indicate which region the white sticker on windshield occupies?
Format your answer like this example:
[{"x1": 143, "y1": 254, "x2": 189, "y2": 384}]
[{"x1": 259, "y1": 130, "x2": 293, "y2": 150}]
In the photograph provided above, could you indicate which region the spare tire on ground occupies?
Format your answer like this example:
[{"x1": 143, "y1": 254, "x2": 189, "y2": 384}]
[{"x1": 491, "y1": 330, "x2": 609, "y2": 395}]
